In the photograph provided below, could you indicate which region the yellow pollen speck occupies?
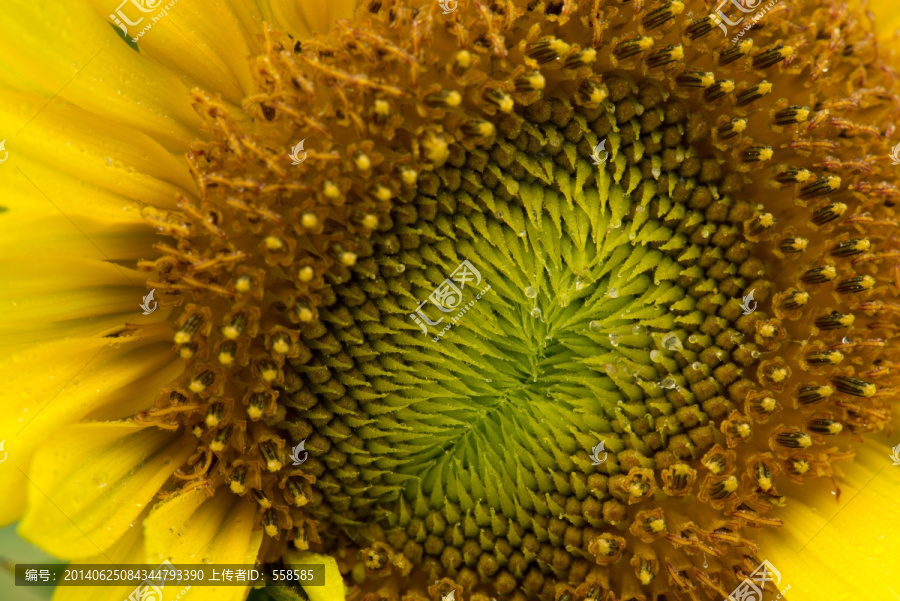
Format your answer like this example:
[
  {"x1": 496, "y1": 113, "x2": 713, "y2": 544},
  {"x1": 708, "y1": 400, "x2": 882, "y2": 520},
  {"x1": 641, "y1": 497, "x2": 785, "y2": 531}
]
[
  {"x1": 737, "y1": 424, "x2": 751, "y2": 438},
  {"x1": 374, "y1": 99, "x2": 390, "y2": 115},
  {"x1": 793, "y1": 460, "x2": 810, "y2": 474},
  {"x1": 223, "y1": 326, "x2": 240, "y2": 340},
  {"x1": 247, "y1": 405, "x2": 263, "y2": 420},
  {"x1": 761, "y1": 397, "x2": 777, "y2": 412},
  {"x1": 341, "y1": 252, "x2": 358, "y2": 267},
  {"x1": 589, "y1": 87, "x2": 607, "y2": 104},
  {"x1": 267, "y1": 459, "x2": 283, "y2": 472},
  {"x1": 261, "y1": 367, "x2": 278, "y2": 382},
  {"x1": 445, "y1": 90, "x2": 462, "y2": 107},
  {"x1": 301, "y1": 213, "x2": 318, "y2": 229},
  {"x1": 235, "y1": 276, "x2": 251, "y2": 292},
  {"x1": 373, "y1": 186, "x2": 392, "y2": 201},
  {"x1": 649, "y1": 519, "x2": 665, "y2": 533},
  {"x1": 758, "y1": 476, "x2": 772, "y2": 491},
  {"x1": 363, "y1": 214, "x2": 379, "y2": 229},
  {"x1": 229, "y1": 480, "x2": 246, "y2": 495},
  {"x1": 205, "y1": 414, "x2": 220, "y2": 427},
  {"x1": 219, "y1": 351, "x2": 234, "y2": 366},
  {"x1": 769, "y1": 368, "x2": 787, "y2": 383},
  {"x1": 637, "y1": 37, "x2": 654, "y2": 50},
  {"x1": 628, "y1": 483, "x2": 646, "y2": 498},
  {"x1": 354, "y1": 153, "x2": 371, "y2": 171},
  {"x1": 530, "y1": 73, "x2": 546, "y2": 90},
  {"x1": 639, "y1": 569, "x2": 653, "y2": 586},
  {"x1": 455, "y1": 50, "x2": 472, "y2": 69},
  {"x1": 671, "y1": 45, "x2": 685, "y2": 61},
  {"x1": 191, "y1": 425, "x2": 203, "y2": 438},
  {"x1": 209, "y1": 440, "x2": 225, "y2": 452},
  {"x1": 758, "y1": 82, "x2": 773, "y2": 95},
  {"x1": 265, "y1": 236, "x2": 284, "y2": 251},
  {"x1": 723, "y1": 476, "x2": 738, "y2": 493},
  {"x1": 273, "y1": 339, "x2": 290, "y2": 354},
  {"x1": 174, "y1": 332, "x2": 192, "y2": 344},
  {"x1": 699, "y1": 72, "x2": 715, "y2": 88},
  {"x1": 670, "y1": 0, "x2": 684, "y2": 14},
  {"x1": 189, "y1": 379, "x2": 207, "y2": 393},
  {"x1": 424, "y1": 135, "x2": 451, "y2": 162},
  {"x1": 498, "y1": 95, "x2": 515, "y2": 113},
  {"x1": 758, "y1": 147, "x2": 774, "y2": 161},
  {"x1": 401, "y1": 168, "x2": 418, "y2": 186},
  {"x1": 580, "y1": 48, "x2": 597, "y2": 64},
  {"x1": 298, "y1": 266, "x2": 315, "y2": 282},
  {"x1": 179, "y1": 346, "x2": 195, "y2": 359},
  {"x1": 298, "y1": 308, "x2": 315, "y2": 322},
  {"x1": 323, "y1": 181, "x2": 340, "y2": 198},
  {"x1": 829, "y1": 422, "x2": 844, "y2": 434},
  {"x1": 760, "y1": 324, "x2": 776, "y2": 338},
  {"x1": 265, "y1": 523, "x2": 279, "y2": 537}
]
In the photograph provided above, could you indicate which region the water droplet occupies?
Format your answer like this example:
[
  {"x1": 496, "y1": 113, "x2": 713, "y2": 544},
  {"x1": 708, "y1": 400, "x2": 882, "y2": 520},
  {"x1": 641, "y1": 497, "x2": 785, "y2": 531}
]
[
  {"x1": 692, "y1": 361, "x2": 702, "y2": 370},
  {"x1": 485, "y1": 378, "x2": 492, "y2": 383},
  {"x1": 604, "y1": 364, "x2": 617, "y2": 375},
  {"x1": 662, "y1": 333, "x2": 683, "y2": 351},
  {"x1": 575, "y1": 277, "x2": 588, "y2": 291},
  {"x1": 396, "y1": 264, "x2": 406, "y2": 273},
  {"x1": 632, "y1": 324, "x2": 646, "y2": 334},
  {"x1": 629, "y1": 232, "x2": 636, "y2": 240},
  {"x1": 611, "y1": 219, "x2": 622, "y2": 228},
  {"x1": 608, "y1": 333, "x2": 620, "y2": 347},
  {"x1": 650, "y1": 350, "x2": 662, "y2": 362},
  {"x1": 530, "y1": 307, "x2": 542, "y2": 318},
  {"x1": 751, "y1": 350, "x2": 761, "y2": 358},
  {"x1": 842, "y1": 336, "x2": 853, "y2": 344},
  {"x1": 608, "y1": 287, "x2": 619, "y2": 299},
  {"x1": 636, "y1": 205, "x2": 645, "y2": 213},
  {"x1": 518, "y1": 230, "x2": 527, "y2": 237},
  {"x1": 661, "y1": 376, "x2": 677, "y2": 389},
  {"x1": 525, "y1": 286, "x2": 538, "y2": 298},
  {"x1": 702, "y1": 555, "x2": 709, "y2": 568},
  {"x1": 589, "y1": 320, "x2": 602, "y2": 332}
]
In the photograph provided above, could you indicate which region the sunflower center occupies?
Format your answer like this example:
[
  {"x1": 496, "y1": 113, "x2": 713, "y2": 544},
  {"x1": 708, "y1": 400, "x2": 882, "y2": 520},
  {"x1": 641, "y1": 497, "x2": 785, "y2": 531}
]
[{"x1": 136, "y1": 0, "x2": 900, "y2": 598}]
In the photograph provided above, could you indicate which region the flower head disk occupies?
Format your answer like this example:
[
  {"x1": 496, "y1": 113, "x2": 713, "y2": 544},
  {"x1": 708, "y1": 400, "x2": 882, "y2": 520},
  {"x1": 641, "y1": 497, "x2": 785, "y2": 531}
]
[{"x1": 118, "y1": 0, "x2": 900, "y2": 600}]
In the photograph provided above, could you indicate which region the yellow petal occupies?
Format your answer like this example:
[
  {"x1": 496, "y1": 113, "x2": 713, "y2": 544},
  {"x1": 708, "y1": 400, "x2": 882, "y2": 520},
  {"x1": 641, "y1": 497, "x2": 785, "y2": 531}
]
[
  {"x1": 0, "y1": 332, "x2": 179, "y2": 525},
  {"x1": 287, "y1": 551, "x2": 346, "y2": 601},
  {"x1": 760, "y1": 438, "x2": 900, "y2": 600},
  {"x1": 18, "y1": 422, "x2": 194, "y2": 558},
  {"x1": 51, "y1": 508, "x2": 151, "y2": 601},
  {"x1": 144, "y1": 491, "x2": 263, "y2": 601},
  {"x1": 0, "y1": 1, "x2": 202, "y2": 150}
]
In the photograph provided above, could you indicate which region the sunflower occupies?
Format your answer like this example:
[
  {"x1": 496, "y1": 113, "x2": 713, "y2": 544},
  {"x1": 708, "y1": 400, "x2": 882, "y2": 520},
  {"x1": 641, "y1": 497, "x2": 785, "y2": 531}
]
[{"x1": 2, "y1": 0, "x2": 900, "y2": 600}]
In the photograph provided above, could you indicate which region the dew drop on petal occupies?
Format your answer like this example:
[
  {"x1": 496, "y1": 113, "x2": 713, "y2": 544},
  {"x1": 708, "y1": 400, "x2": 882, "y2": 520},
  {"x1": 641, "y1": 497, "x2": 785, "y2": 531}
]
[
  {"x1": 589, "y1": 320, "x2": 602, "y2": 332},
  {"x1": 525, "y1": 286, "x2": 538, "y2": 298}
]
